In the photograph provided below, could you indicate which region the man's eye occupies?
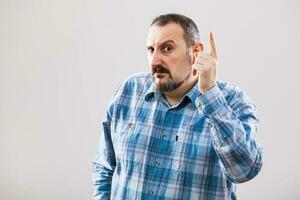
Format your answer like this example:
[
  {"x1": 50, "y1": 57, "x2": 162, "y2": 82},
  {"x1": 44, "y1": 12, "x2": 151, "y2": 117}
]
[
  {"x1": 163, "y1": 46, "x2": 173, "y2": 53},
  {"x1": 147, "y1": 47, "x2": 154, "y2": 53}
]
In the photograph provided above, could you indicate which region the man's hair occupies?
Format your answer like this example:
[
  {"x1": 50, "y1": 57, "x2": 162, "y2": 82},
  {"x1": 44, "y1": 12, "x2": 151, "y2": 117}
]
[{"x1": 151, "y1": 13, "x2": 200, "y2": 47}]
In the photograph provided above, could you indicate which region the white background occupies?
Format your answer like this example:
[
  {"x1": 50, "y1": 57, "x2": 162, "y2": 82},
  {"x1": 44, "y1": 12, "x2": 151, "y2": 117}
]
[{"x1": 1, "y1": 0, "x2": 299, "y2": 199}]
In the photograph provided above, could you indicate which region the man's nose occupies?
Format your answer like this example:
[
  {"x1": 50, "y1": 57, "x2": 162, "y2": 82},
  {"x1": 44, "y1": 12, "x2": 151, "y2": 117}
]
[{"x1": 150, "y1": 51, "x2": 163, "y2": 67}]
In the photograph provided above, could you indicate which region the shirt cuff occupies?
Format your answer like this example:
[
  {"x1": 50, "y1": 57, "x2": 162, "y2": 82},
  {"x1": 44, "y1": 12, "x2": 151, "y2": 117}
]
[{"x1": 195, "y1": 84, "x2": 227, "y2": 116}]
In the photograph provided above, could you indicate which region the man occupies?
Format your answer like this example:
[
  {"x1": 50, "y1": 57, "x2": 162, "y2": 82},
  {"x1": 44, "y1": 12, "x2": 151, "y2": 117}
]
[{"x1": 93, "y1": 13, "x2": 263, "y2": 200}]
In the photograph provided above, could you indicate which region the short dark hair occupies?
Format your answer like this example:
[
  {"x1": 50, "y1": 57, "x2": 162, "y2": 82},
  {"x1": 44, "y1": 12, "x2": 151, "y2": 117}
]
[{"x1": 151, "y1": 13, "x2": 200, "y2": 47}]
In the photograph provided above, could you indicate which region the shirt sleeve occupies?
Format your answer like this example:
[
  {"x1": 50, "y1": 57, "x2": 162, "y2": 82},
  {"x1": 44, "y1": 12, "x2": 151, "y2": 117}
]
[
  {"x1": 92, "y1": 77, "x2": 131, "y2": 199},
  {"x1": 92, "y1": 118, "x2": 116, "y2": 199},
  {"x1": 195, "y1": 84, "x2": 263, "y2": 183}
]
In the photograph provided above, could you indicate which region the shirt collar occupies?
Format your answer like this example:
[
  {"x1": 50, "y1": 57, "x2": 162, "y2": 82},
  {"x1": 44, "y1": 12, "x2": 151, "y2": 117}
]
[
  {"x1": 144, "y1": 81, "x2": 158, "y2": 101},
  {"x1": 184, "y1": 82, "x2": 202, "y2": 106},
  {"x1": 144, "y1": 81, "x2": 202, "y2": 107}
]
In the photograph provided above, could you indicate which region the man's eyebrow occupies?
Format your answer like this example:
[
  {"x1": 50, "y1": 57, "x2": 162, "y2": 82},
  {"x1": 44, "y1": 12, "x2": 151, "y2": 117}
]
[
  {"x1": 147, "y1": 40, "x2": 176, "y2": 48},
  {"x1": 160, "y1": 40, "x2": 176, "y2": 46}
]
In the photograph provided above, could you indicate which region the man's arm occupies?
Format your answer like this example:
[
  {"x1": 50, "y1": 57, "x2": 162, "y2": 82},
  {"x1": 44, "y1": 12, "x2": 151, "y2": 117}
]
[
  {"x1": 92, "y1": 77, "x2": 130, "y2": 199},
  {"x1": 92, "y1": 119, "x2": 116, "y2": 199},
  {"x1": 196, "y1": 84, "x2": 263, "y2": 183}
]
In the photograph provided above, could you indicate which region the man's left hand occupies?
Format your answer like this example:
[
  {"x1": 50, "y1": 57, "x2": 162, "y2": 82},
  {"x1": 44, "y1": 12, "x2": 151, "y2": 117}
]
[{"x1": 192, "y1": 32, "x2": 219, "y2": 93}]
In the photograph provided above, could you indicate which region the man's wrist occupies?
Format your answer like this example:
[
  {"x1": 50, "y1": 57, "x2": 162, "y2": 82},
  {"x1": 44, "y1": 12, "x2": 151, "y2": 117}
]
[{"x1": 200, "y1": 82, "x2": 216, "y2": 94}]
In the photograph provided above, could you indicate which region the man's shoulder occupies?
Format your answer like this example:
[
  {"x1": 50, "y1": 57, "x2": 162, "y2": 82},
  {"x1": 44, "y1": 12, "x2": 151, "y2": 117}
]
[
  {"x1": 106, "y1": 72, "x2": 153, "y2": 120},
  {"x1": 125, "y1": 72, "x2": 153, "y2": 84},
  {"x1": 122, "y1": 72, "x2": 153, "y2": 90},
  {"x1": 113, "y1": 72, "x2": 153, "y2": 97}
]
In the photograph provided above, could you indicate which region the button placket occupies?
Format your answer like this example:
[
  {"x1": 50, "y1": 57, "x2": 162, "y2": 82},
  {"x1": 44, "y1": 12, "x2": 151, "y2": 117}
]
[
  {"x1": 127, "y1": 122, "x2": 134, "y2": 131},
  {"x1": 161, "y1": 134, "x2": 167, "y2": 139}
]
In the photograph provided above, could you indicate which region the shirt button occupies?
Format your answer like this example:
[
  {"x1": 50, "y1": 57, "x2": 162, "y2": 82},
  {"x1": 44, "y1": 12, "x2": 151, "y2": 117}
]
[
  {"x1": 128, "y1": 123, "x2": 134, "y2": 129},
  {"x1": 149, "y1": 190, "x2": 154, "y2": 195},
  {"x1": 198, "y1": 103, "x2": 204, "y2": 109},
  {"x1": 155, "y1": 162, "x2": 160, "y2": 167},
  {"x1": 161, "y1": 134, "x2": 167, "y2": 139}
]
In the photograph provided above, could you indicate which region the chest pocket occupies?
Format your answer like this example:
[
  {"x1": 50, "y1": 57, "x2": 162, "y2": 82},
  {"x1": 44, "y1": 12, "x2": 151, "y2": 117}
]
[
  {"x1": 112, "y1": 120, "x2": 149, "y2": 171},
  {"x1": 184, "y1": 123, "x2": 212, "y2": 157},
  {"x1": 175, "y1": 119, "x2": 215, "y2": 178}
]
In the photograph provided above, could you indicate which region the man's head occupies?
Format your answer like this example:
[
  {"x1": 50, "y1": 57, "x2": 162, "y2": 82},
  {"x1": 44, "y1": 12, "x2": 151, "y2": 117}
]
[
  {"x1": 151, "y1": 13, "x2": 200, "y2": 48},
  {"x1": 147, "y1": 13, "x2": 203, "y2": 93}
]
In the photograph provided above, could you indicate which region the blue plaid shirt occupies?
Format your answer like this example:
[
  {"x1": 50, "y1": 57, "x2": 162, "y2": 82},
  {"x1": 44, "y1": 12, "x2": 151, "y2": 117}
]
[{"x1": 93, "y1": 72, "x2": 263, "y2": 200}]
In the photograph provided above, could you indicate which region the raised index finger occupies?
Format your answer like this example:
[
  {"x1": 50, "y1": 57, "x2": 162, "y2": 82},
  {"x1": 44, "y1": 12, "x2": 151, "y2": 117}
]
[{"x1": 209, "y1": 32, "x2": 218, "y2": 60}]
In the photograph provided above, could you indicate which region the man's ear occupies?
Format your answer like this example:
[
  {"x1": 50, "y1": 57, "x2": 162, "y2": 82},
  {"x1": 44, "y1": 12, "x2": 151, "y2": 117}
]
[
  {"x1": 191, "y1": 43, "x2": 203, "y2": 64},
  {"x1": 194, "y1": 43, "x2": 203, "y2": 53}
]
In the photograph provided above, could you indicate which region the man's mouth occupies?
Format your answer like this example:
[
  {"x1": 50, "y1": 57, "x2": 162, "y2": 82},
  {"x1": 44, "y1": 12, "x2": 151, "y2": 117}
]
[{"x1": 154, "y1": 72, "x2": 166, "y2": 79}]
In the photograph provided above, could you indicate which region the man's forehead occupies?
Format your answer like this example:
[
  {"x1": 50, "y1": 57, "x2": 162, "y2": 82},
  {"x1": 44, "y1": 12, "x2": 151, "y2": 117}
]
[{"x1": 147, "y1": 23, "x2": 185, "y2": 46}]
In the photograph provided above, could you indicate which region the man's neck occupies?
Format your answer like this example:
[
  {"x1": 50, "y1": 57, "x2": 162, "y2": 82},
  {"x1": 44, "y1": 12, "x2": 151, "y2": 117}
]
[{"x1": 163, "y1": 78, "x2": 197, "y2": 106}]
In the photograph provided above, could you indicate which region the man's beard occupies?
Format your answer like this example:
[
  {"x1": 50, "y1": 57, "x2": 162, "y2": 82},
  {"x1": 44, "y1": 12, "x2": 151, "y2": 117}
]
[
  {"x1": 152, "y1": 65, "x2": 191, "y2": 93},
  {"x1": 152, "y1": 50, "x2": 193, "y2": 93}
]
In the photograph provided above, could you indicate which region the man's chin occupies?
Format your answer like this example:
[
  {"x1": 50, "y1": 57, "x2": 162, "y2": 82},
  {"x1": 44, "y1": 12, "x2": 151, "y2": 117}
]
[
  {"x1": 155, "y1": 80, "x2": 183, "y2": 93},
  {"x1": 154, "y1": 75, "x2": 168, "y2": 86}
]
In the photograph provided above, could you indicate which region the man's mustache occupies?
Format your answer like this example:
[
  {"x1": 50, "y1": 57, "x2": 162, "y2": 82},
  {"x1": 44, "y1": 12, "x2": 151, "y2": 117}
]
[{"x1": 152, "y1": 65, "x2": 170, "y2": 75}]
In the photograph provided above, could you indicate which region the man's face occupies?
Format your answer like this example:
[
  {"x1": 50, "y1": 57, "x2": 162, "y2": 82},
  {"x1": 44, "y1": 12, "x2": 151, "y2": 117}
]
[{"x1": 146, "y1": 23, "x2": 194, "y2": 92}]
